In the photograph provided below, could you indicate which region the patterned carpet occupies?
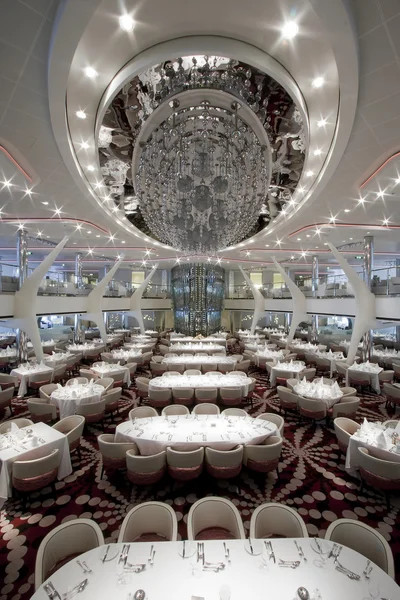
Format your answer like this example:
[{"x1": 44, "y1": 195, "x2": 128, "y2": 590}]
[{"x1": 1, "y1": 366, "x2": 400, "y2": 598}]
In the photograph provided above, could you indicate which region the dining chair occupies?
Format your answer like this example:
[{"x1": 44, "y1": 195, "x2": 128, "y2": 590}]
[
  {"x1": 52, "y1": 415, "x2": 85, "y2": 461},
  {"x1": 339, "y1": 386, "x2": 358, "y2": 398},
  {"x1": 151, "y1": 355, "x2": 164, "y2": 364},
  {"x1": 27, "y1": 398, "x2": 57, "y2": 423},
  {"x1": 167, "y1": 447, "x2": 204, "y2": 481},
  {"x1": 383, "y1": 419, "x2": 399, "y2": 429},
  {"x1": 34, "y1": 518, "x2": 104, "y2": 590},
  {"x1": 243, "y1": 435, "x2": 282, "y2": 479},
  {"x1": 298, "y1": 397, "x2": 327, "y2": 424},
  {"x1": 125, "y1": 362, "x2": 138, "y2": 385},
  {"x1": 0, "y1": 387, "x2": 14, "y2": 417},
  {"x1": 333, "y1": 417, "x2": 360, "y2": 454},
  {"x1": 148, "y1": 387, "x2": 172, "y2": 409},
  {"x1": 328, "y1": 397, "x2": 360, "y2": 420},
  {"x1": 217, "y1": 362, "x2": 235, "y2": 373},
  {"x1": 79, "y1": 368, "x2": 98, "y2": 381},
  {"x1": 103, "y1": 387, "x2": 122, "y2": 421},
  {"x1": 171, "y1": 387, "x2": 195, "y2": 407},
  {"x1": 97, "y1": 433, "x2": 137, "y2": 479},
  {"x1": 136, "y1": 377, "x2": 150, "y2": 403},
  {"x1": 202, "y1": 362, "x2": 218, "y2": 373},
  {"x1": 301, "y1": 368, "x2": 316, "y2": 381},
  {"x1": 66, "y1": 377, "x2": 88, "y2": 386},
  {"x1": 256, "y1": 413, "x2": 284, "y2": 436},
  {"x1": 194, "y1": 387, "x2": 218, "y2": 405},
  {"x1": 52, "y1": 364, "x2": 67, "y2": 384},
  {"x1": 187, "y1": 496, "x2": 245, "y2": 541},
  {"x1": 28, "y1": 371, "x2": 53, "y2": 395},
  {"x1": 117, "y1": 502, "x2": 178, "y2": 543},
  {"x1": 150, "y1": 362, "x2": 168, "y2": 376},
  {"x1": 276, "y1": 386, "x2": 299, "y2": 415},
  {"x1": 205, "y1": 445, "x2": 244, "y2": 479},
  {"x1": 221, "y1": 408, "x2": 247, "y2": 417},
  {"x1": 0, "y1": 417, "x2": 33, "y2": 434},
  {"x1": 348, "y1": 370, "x2": 371, "y2": 392},
  {"x1": 335, "y1": 362, "x2": 349, "y2": 384},
  {"x1": 250, "y1": 503, "x2": 308, "y2": 539},
  {"x1": 219, "y1": 386, "x2": 243, "y2": 407},
  {"x1": 161, "y1": 404, "x2": 189, "y2": 416},
  {"x1": 383, "y1": 382, "x2": 400, "y2": 411},
  {"x1": 235, "y1": 360, "x2": 250, "y2": 373},
  {"x1": 184, "y1": 369, "x2": 202, "y2": 376},
  {"x1": 315, "y1": 357, "x2": 331, "y2": 376},
  {"x1": 96, "y1": 377, "x2": 114, "y2": 392},
  {"x1": 0, "y1": 373, "x2": 18, "y2": 391},
  {"x1": 325, "y1": 519, "x2": 395, "y2": 578},
  {"x1": 192, "y1": 403, "x2": 220, "y2": 415},
  {"x1": 378, "y1": 370, "x2": 394, "y2": 384},
  {"x1": 166, "y1": 366, "x2": 185, "y2": 374},
  {"x1": 76, "y1": 399, "x2": 106, "y2": 429},
  {"x1": 357, "y1": 447, "x2": 400, "y2": 509},
  {"x1": 129, "y1": 406, "x2": 158, "y2": 419},
  {"x1": 126, "y1": 449, "x2": 166, "y2": 485},
  {"x1": 12, "y1": 449, "x2": 60, "y2": 509}
]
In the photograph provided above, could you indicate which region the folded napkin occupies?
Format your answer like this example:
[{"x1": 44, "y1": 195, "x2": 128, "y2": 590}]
[
  {"x1": 56, "y1": 383, "x2": 63, "y2": 390},
  {"x1": 375, "y1": 431, "x2": 388, "y2": 449},
  {"x1": 10, "y1": 421, "x2": 19, "y2": 434},
  {"x1": 359, "y1": 417, "x2": 370, "y2": 436}
]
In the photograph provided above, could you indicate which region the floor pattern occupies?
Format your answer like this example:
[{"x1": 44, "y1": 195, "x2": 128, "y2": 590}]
[{"x1": 1, "y1": 367, "x2": 400, "y2": 598}]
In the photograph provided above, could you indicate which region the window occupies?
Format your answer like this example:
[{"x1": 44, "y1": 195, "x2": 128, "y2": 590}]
[
  {"x1": 250, "y1": 272, "x2": 262, "y2": 288},
  {"x1": 273, "y1": 273, "x2": 284, "y2": 289},
  {"x1": 131, "y1": 271, "x2": 145, "y2": 285}
]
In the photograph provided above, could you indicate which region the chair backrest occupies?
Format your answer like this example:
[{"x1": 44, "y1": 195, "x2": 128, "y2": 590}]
[
  {"x1": 96, "y1": 377, "x2": 114, "y2": 390},
  {"x1": 161, "y1": 404, "x2": 189, "y2": 416},
  {"x1": 28, "y1": 372, "x2": 52, "y2": 384},
  {"x1": 205, "y1": 445, "x2": 243, "y2": 467},
  {"x1": 126, "y1": 449, "x2": 166, "y2": 474},
  {"x1": 332, "y1": 397, "x2": 360, "y2": 417},
  {"x1": 349, "y1": 370, "x2": 371, "y2": 382},
  {"x1": 195, "y1": 387, "x2": 218, "y2": 400},
  {"x1": 167, "y1": 446, "x2": 204, "y2": 468},
  {"x1": 187, "y1": 496, "x2": 245, "y2": 540},
  {"x1": 256, "y1": 413, "x2": 284, "y2": 434},
  {"x1": 383, "y1": 383, "x2": 400, "y2": 399},
  {"x1": 184, "y1": 369, "x2": 202, "y2": 376},
  {"x1": 333, "y1": 417, "x2": 360, "y2": 447},
  {"x1": 52, "y1": 415, "x2": 85, "y2": 444},
  {"x1": 235, "y1": 359, "x2": 250, "y2": 371},
  {"x1": 171, "y1": 387, "x2": 194, "y2": 400},
  {"x1": 76, "y1": 399, "x2": 105, "y2": 417},
  {"x1": 149, "y1": 388, "x2": 172, "y2": 401},
  {"x1": 221, "y1": 408, "x2": 247, "y2": 417},
  {"x1": 298, "y1": 396, "x2": 327, "y2": 416},
  {"x1": 129, "y1": 406, "x2": 158, "y2": 419},
  {"x1": 165, "y1": 369, "x2": 184, "y2": 375},
  {"x1": 34, "y1": 518, "x2": 104, "y2": 589},
  {"x1": 13, "y1": 448, "x2": 60, "y2": 480},
  {"x1": 378, "y1": 370, "x2": 394, "y2": 382},
  {"x1": 325, "y1": 518, "x2": 395, "y2": 578},
  {"x1": 192, "y1": 403, "x2": 220, "y2": 415},
  {"x1": 220, "y1": 387, "x2": 242, "y2": 399},
  {"x1": 66, "y1": 377, "x2": 88, "y2": 386},
  {"x1": 0, "y1": 417, "x2": 33, "y2": 434},
  {"x1": 250, "y1": 503, "x2": 308, "y2": 539},
  {"x1": 103, "y1": 387, "x2": 122, "y2": 404},
  {"x1": 98, "y1": 433, "x2": 136, "y2": 459},
  {"x1": 358, "y1": 447, "x2": 400, "y2": 480},
  {"x1": 117, "y1": 501, "x2": 178, "y2": 543},
  {"x1": 277, "y1": 386, "x2": 299, "y2": 405},
  {"x1": 302, "y1": 368, "x2": 316, "y2": 381}
]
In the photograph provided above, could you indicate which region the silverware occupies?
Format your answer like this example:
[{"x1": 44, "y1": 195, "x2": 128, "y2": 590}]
[
  {"x1": 76, "y1": 561, "x2": 87, "y2": 574},
  {"x1": 249, "y1": 539, "x2": 254, "y2": 555},
  {"x1": 294, "y1": 540, "x2": 306, "y2": 562},
  {"x1": 183, "y1": 540, "x2": 186, "y2": 558},
  {"x1": 148, "y1": 545, "x2": 154, "y2": 562},
  {"x1": 133, "y1": 590, "x2": 146, "y2": 600},
  {"x1": 335, "y1": 565, "x2": 360, "y2": 580},
  {"x1": 278, "y1": 559, "x2": 300, "y2": 569},
  {"x1": 150, "y1": 550, "x2": 156, "y2": 566},
  {"x1": 102, "y1": 545, "x2": 110, "y2": 563},
  {"x1": 124, "y1": 563, "x2": 146, "y2": 573},
  {"x1": 82, "y1": 562, "x2": 92, "y2": 574},
  {"x1": 44, "y1": 582, "x2": 61, "y2": 600},
  {"x1": 62, "y1": 579, "x2": 88, "y2": 599},
  {"x1": 297, "y1": 587, "x2": 310, "y2": 600},
  {"x1": 268, "y1": 540, "x2": 275, "y2": 563}
]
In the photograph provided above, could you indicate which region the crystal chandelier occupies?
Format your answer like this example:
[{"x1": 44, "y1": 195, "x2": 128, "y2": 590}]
[{"x1": 136, "y1": 99, "x2": 269, "y2": 252}]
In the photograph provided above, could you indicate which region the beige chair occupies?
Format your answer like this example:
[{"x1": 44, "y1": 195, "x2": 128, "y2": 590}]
[
  {"x1": 136, "y1": 377, "x2": 150, "y2": 402},
  {"x1": 277, "y1": 386, "x2": 299, "y2": 415},
  {"x1": 333, "y1": 417, "x2": 360, "y2": 454},
  {"x1": 298, "y1": 397, "x2": 327, "y2": 423},
  {"x1": 222, "y1": 408, "x2": 247, "y2": 417},
  {"x1": 52, "y1": 415, "x2": 85, "y2": 461},
  {"x1": 325, "y1": 518, "x2": 395, "y2": 579},
  {"x1": 129, "y1": 406, "x2": 158, "y2": 420},
  {"x1": 187, "y1": 496, "x2": 245, "y2": 540},
  {"x1": 194, "y1": 387, "x2": 218, "y2": 405},
  {"x1": 164, "y1": 370, "x2": 183, "y2": 377},
  {"x1": 117, "y1": 501, "x2": 178, "y2": 543},
  {"x1": 28, "y1": 371, "x2": 53, "y2": 394},
  {"x1": 379, "y1": 370, "x2": 394, "y2": 384},
  {"x1": 256, "y1": 413, "x2": 284, "y2": 436},
  {"x1": 96, "y1": 377, "x2": 114, "y2": 392},
  {"x1": 243, "y1": 436, "x2": 282, "y2": 479},
  {"x1": 126, "y1": 449, "x2": 166, "y2": 485},
  {"x1": 205, "y1": 445, "x2": 243, "y2": 479},
  {"x1": 0, "y1": 373, "x2": 18, "y2": 391},
  {"x1": 0, "y1": 417, "x2": 33, "y2": 434},
  {"x1": 301, "y1": 368, "x2": 316, "y2": 381},
  {"x1": 66, "y1": 376, "x2": 88, "y2": 386},
  {"x1": 34, "y1": 518, "x2": 104, "y2": 590},
  {"x1": 98, "y1": 433, "x2": 137, "y2": 479},
  {"x1": 76, "y1": 399, "x2": 106, "y2": 427},
  {"x1": 202, "y1": 362, "x2": 218, "y2": 374},
  {"x1": 161, "y1": 404, "x2": 189, "y2": 416},
  {"x1": 348, "y1": 370, "x2": 372, "y2": 392},
  {"x1": 167, "y1": 447, "x2": 204, "y2": 481},
  {"x1": 383, "y1": 419, "x2": 399, "y2": 429},
  {"x1": 27, "y1": 398, "x2": 57, "y2": 423},
  {"x1": 336, "y1": 362, "x2": 349, "y2": 384},
  {"x1": 167, "y1": 363, "x2": 185, "y2": 374},
  {"x1": 39, "y1": 383, "x2": 58, "y2": 401},
  {"x1": 52, "y1": 364, "x2": 67, "y2": 384},
  {"x1": 13, "y1": 449, "x2": 60, "y2": 507},
  {"x1": 192, "y1": 403, "x2": 220, "y2": 415},
  {"x1": 329, "y1": 397, "x2": 360, "y2": 420},
  {"x1": 219, "y1": 386, "x2": 243, "y2": 407},
  {"x1": 184, "y1": 368, "x2": 202, "y2": 376},
  {"x1": 159, "y1": 345, "x2": 170, "y2": 356},
  {"x1": 150, "y1": 362, "x2": 168, "y2": 376},
  {"x1": 79, "y1": 368, "x2": 98, "y2": 381},
  {"x1": 383, "y1": 382, "x2": 400, "y2": 411},
  {"x1": 126, "y1": 362, "x2": 138, "y2": 384},
  {"x1": 151, "y1": 355, "x2": 164, "y2": 364},
  {"x1": 0, "y1": 387, "x2": 14, "y2": 417},
  {"x1": 358, "y1": 447, "x2": 400, "y2": 509},
  {"x1": 340, "y1": 386, "x2": 357, "y2": 398},
  {"x1": 171, "y1": 387, "x2": 194, "y2": 407},
  {"x1": 250, "y1": 503, "x2": 308, "y2": 539},
  {"x1": 148, "y1": 387, "x2": 172, "y2": 410},
  {"x1": 235, "y1": 359, "x2": 250, "y2": 373},
  {"x1": 315, "y1": 357, "x2": 331, "y2": 376},
  {"x1": 218, "y1": 362, "x2": 235, "y2": 373},
  {"x1": 103, "y1": 387, "x2": 122, "y2": 420}
]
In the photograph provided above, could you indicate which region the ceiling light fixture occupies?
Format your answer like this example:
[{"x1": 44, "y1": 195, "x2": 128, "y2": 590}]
[
  {"x1": 317, "y1": 118, "x2": 327, "y2": 127},
  {"x1": 41, "y1": 201, "x2": 49, "y2": 206},
  {"x1": 329, "y1": 215, "x2": 337, "y2": 223},
  {"x1": 358, "y1": 197, "x2": 365, "y2": 204},
  {"x1": 76, "y1": 110, "x2": 87, "y2": 119},
  {"x1": 376, "y1": 190, "x2": 385, "y2": 198},
  {"x1": 281, "y1": 21, "x2": 299, "y2": 39},
  {"x1": 84, "y1": 67, "x2": 98, "y2": 79},
  {"x1": 382, "y1": 217, "x2": 389, "y2": 225},
  {"x1": 313, "y1": 149, "x2": 322, "y2": 156},
  {"x1": 80, "y1": 141, "x2": 89, "y2": 149},
  {"x1": 87, "y1": 165, "x2": 95, "y2": 172},
  {"x1": 312, "y1": 77, "x2": 325, "y2": 89},
  {"x1": 119, "y1": 14, "x2": 135, "y2": 31},
  {"x1": 305, "y1": 170, "x2": 314, "y2": 177},
  {"x1": 344, "y1": 209, "x2": 350, "y2": 213}
]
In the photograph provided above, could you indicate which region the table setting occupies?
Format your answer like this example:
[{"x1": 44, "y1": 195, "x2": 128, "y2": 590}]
[
  {"x1": 254, "y1": 349, "x2": 284, "y2": 366},
  {"x1": 111, "y1": 349, "x2": 142, "y2": 364},
  {"x1": 0, "y1": 421, "x2": 72, "y2": 508},
  {"x1": 11, "y1": 362, "x2": 54, "y2": 397},
  {"x1": 91, "y1": 361, "x2": 130, "y2": 385},
  {"x1": 293, "y1": 378, "x2": 343, "y2": 408},
  {"x1": 149, "y1": 372, "x2": 252, "y2": 395},
  {"x1": 346, "y1": 418, "x2": 400, "y2": 474},
  {"x1": 123, "y1": 342, "x2": 155, "y2": 351},
  {"x1": 345, "y1": 361, "x2": 383, "y2": 393},
  {"x1": 312, "y1": 350, "x2": 345, "y2": 377},
  {"x1": 43, "y1": 351, "x2": 74, "y2": 367},
  {"x1": 168, "y1": 337, "x2": 226, "y2": 346},
  {"x1": 50, "y1": 380, "x2": 105, "y2": 419},
  {"x1": 30, "y1": 537, "x2": 400, "y2": 600},
  {"x1": 130, "y1": 335, "x2": 154, "y2": 342},
  {"x1": 115, "y1": 414, "x2": 277, "y2": 454},
  {"x1": 270, "y1": 360, "x2": 306, "y2": 387},
  {"x1": 169, "y1": 342, "x2": 226, "y2": 354},
  {"x1": 289, "y1": 342, "x2": 327, "y2": 352},
  {"x1": 0, "y1": 346, "x2": 17, "y2": 360},
  {"x1": 162, "y1": 356, "x2": 237, "y2": 368},
  {"x1": 67, "y1": 342, "x2": 104, "y2": 357}
]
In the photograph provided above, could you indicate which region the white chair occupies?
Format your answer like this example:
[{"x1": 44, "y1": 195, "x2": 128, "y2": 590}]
[
  {"x1": 136, "y1": 377, "x2": 150, "y2": 402},
  {"x1": 27, "y1": 398, "x2": 57, "y2": 423},
  {"x1": 358, "y1": 447, "x2": 400, "y2": 509},
  {"x1": 205, "y1": 445, "x2": 243, "y2": 479},
  {"x1": 39, "y1": 383, "x2": 58, "y2": 401},
  {"x1": 187, "y1": 497, "x2": 245, "y2": 540},
  {"x1": 184, "y1": 369, "x2": 202, "y2": 376},
  {"x1": 194, "y1": 387, "x2": 218, "y2": 405},
  {"x1": 167, "y1": 447, "x2": 204, "y2": 482},
  {"x1": 161, "y1": 404, "x2": 190, "y2": 416},
  {"x1": 13, "y1": 449, "x2": 60, "y2": 508},
  {"x1": 250, "y1": 503, "x2": 308, "y2": 539},
  {"x1": 76, "y1": 399, "x2": 105, "y2": 427},
  {"x1": 98, "y1": 433, "x2": 137, "y2": 479},
  {"x1": 52, "y1": 415, "x2": 85, "y2": 460},
  {"x1": 192, "y1": 403, "x2": 220, "y2": 415},
  {"x1": 325, "y1": 518, "x2": 395, "y2": 578},
  {"x1": 79, "y1": 369, "x2": 98, "y2": 381},
  {"x1": 163, "y1": 371, "x2": 183, "y2": 377},
  {"x1": 243, "y1": 436, "x2": 282, "y2": 479},
  {"x1": 329, "y1": 397, "x2": 360, "y2": 420},
  {"x1": 129, "y1": 406, "x2": 158, "y2": 419},
  {"x1": 126, "y1": 450, "x2": 166, "y2": 485},
  {"x1": 340, "y1": 386, "x2": 358, "y2": 398},
  {"x1": 117, "y1": 501, "x2": 178, "y2": 543},
  {"x1": 221, "y1": 408, "x2": 247, "y2": 417},
  {"x1": 0, "y1": 387, "x2": 14, "y2": 417},
  {"x1": 220, "y1": 387, "x2": 243, "y2": 407},
  {"x1": 277, "y1": 386, "x2": 299, "y2": 415},
  {"x1": 333, "y1": 417, "x2": 360, "y2": 454},
  {"x1": 66, "y1": 377, "x2": 88, "y2": 386},
  {"x1": 148, "y1": 388, "x2": 172, "y2": 409},
  {"x1": 171, "y1": 387, "x2": 194, "y2": 407},
  {"x1": 34, "y1": 518, "x2": 104, "y2": 589},
  {"x1": 96, "y1": 377, "x2": 114, "y2": 391},
  {"x1": 256, "y1": 413, "x2": 284, "y2": 435},
  {"x1": 298, "y1": 397, "x2": 327, "y2": 423},
  {"x1": 0, "y1": 418, "x2": 33, "y2": 434}
]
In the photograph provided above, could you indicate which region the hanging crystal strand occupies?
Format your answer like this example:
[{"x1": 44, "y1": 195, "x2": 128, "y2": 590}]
[{"x1": 191, "y1": 56, "x2": 199, "y2": 87}]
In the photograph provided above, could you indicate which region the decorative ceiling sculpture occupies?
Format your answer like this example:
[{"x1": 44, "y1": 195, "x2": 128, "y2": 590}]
[{"x1": 99, "y1": 55, "x2": 306, "y2": 250}]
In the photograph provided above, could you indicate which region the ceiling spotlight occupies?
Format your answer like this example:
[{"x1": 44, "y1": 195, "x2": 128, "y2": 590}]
[
  {"x1": 329, "y1": 215, "x2": 337, "y2": 223},
  {"x1": 108, "y1": 234, "x2": 115, "y2": 241},
  {"x1": 297, "y1": 238, "x2": 301, "y2": 241},
  {"x1": 344, "y1": 209, "x2": 350, "y2": 213},
  {"x1": 377, "y1": 190, "x2": 385, "y2": 198},
  {"x1": 315, "y1": 228, "x2": 321, "y2": 235},
  {"x1": 313, "y1": 149, "x2": 322, "y2": 156},
  {"x1": 23, "y1": 187, "x2": 33, "y2": 197},
  {"x1": 358, "y1": 197, "x2": 366, "y2": 205},
  {"x1": 84, "y1": 67, "x2": 98, "y2": 79},
  {"x1": 395, "y1": 177, "x2": 400, "y2": 185},
  {"x1": 306, "y1": 234, "x2": 310, "y2": 238},
  {"x1": 317, "y1": 118, "x2": 327, "y2": 127},
  {"x1": 37, "y1": 231, "x2": 42, "y2": 237},
  {"x1": 121, "y1": 240, "x2": 126, "y2": 244},
  {"x1": 1, "y1": 179, "x2": 13, "y2": 189},
  {"x1": 119, "y1": 14, "x2": 135, "y2": 31},
  {"x1": 290, "y1": 255, "x2": 295, "y2": 260},
  {"x1": 312, "y1": 77, "x2": 325, "y2": 89},
  {"x1": 41, "y1": 201, "x2": 49, "y2": 206},
  {"x1": 305, "y1": 171, "x2": 314, "y2": 177},
  {"x1": 245, "y1": 251, "x2": 250, "y2": 256},
  {"x1": 80, "y1": 141, "x2": 89, "y2": 149},
  {"x1": 265, "y1": 244, "x2": 270, "y2": 247},
  {"x1": 18, "y1": 223, "x2": 25, "y2": 230},
  {"x1": 96, "y1": 235, "x2": 100, "y2": 238},
  {"x1": 75, "y1": 224, "x2": 82, "y2": 231},
  {"x1": 117, "y1": 254, "x2": 121, "y2": 259},
  {"x1": 76, "y1": 110, "x2": 87, "y2": 119},
  {"x1": 53, "y1": 207, "x2": 62, "y2": 216},
  {"x1": 382, "y1": 217, "x2": 389, "y2": 225},
  {"x1": 282, "y1": 21, "x2": 299, "y2": 39},
  {"x1": 87, "y1": 165, "x2": 95, "y2": 172},
  {"x1": 349, "y1": 237, "x2": 353, "y2": 240},
  {"x1": 275, "y1": 239, "x2": 282, "y2": 246},
  {"x1": 87, "y1": 249, "x2": 93, "y2": 255}
]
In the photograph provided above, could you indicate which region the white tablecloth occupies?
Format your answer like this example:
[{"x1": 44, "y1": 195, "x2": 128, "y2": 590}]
[
  {"x1": 293, "y1": 379, "x2": 343, "y2": 409},
  {"x1": 168, "y1": 337, "x2": 226, "y2": 345},
  {"x1": 345, "y1": 364, "x2": 383, "y2": 393},
  {"x1": 150, "y1": 373, "x2": 252, "y2": 395},
  {"x1": 0, "y1": 422, "x2": 72, "y2": 508},
  {"x1": 115, "y1": 414, "x2": 277, "y2": 455},
  {"x1": 169, "y1": 343, "x2": 226, "y2": 354},
  {"x1": 254, "y1": 351, "x2": 284, "y2": 366},
  {"x1": 123, "y1": 343, "x2": 154, "y2": 351},
  {"x1": 110, "y1": 350, "x2": 142, "y2": 364},
  {"x1": 270, "y1": 363, "x2": 305, "y2": 387},
  {"x1": 50, "y1": 383, "x2": 105, "y2": 419},
  {"x1": 91, "y1": 364, "x2": 130, "y2": 385},
  {"x1": 346, "y1": 427, "x2": 400, "y2": 475},
  {"x1": 313, "y1": 351, "x2": 345, "y2": 377},
  {"x1": 31, "y1": 538, "x2": 400, "y2": 600},
  {"x1": 67, "y1": 343, "x2": 104, "y2": 357},
  {"x1": 43, "y1": 352, "x2": 74, "y2": 367},
  {"x1": 162, "y1": 356, "x2": 237, "y2": 367},
  {"x1": 11, "y1": 364, "x2": 54, "y2": 397}
]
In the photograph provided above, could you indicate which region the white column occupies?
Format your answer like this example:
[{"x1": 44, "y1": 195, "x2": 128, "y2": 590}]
[{"x1": 16, "y1": 229, "x2": 29, "y2": 363}]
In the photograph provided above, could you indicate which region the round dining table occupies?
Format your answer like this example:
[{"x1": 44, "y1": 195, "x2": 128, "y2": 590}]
[
  {"x1": 31, "y1": 538, "x2": 400, "y2": 600},
  {"x1": 50, "y1": 383, "x2": 105, "y2": 419},
  {"x1": 149, "y1": 373, "x2": 252, "y2": 395}
]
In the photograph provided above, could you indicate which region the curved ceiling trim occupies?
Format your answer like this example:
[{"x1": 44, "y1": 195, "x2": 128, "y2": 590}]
[{"x1": 288, "y1": 222, "x2": 399, "y2": 238}]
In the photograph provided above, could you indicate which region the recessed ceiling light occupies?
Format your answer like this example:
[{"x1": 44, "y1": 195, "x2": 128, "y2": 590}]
[
  {"x1": 382, "y1": 217, "x2": 389, "y2": 225},
  {"x1": 358, "y1": 197, "x2": 365, "y2": 204},
  {"x1": 313, "y1": 149, "x2": 322, "y2": 156},
  {"x1": 312, "y1": 77, "x2": 325, "y2": 89},
  {"x1": 344, "y1": 209, "x2": 350, "y2": 213},
  {"x1": 41, "y1": 201, "x2": 49, "y2": 205},
  {"x1": 377, "y1": 191, "x2": 385, "y2": 198},
  {"x1": 87, "y1": 230, "x2": 92, "y2": 234},
  {"x1": 317, "y1": 118, "x2": 327, "y2": 127},
  {"x1": 349, "y1": 237, "x2": 353, "y2": 240},
  {"x1": 76, "y1": 110, "x2": 87, "y2": 119},
  {"x1": 119, "y1": 14, "x2": 135, "y2": 31},
  {"x1": 324, "y1": 242, "x2": 328, "y2": 246},
  {"x1": 80, "y1": 141, "x2": 89, "y2": 149},
  {"x1": 305, "y1": 170, "x2": 314, "y2": 177},
  {"x1": 96, "y1": 235, "x2": 100, "y2": 238},
  {"x1": 84, "y1": 67, "x2": 98, "y2": 79},
  {"x1": 297, "y1": 238, "x2": 301, "y2": 241},
  {"x1": 265, "y1": 244, "x2": 270, "y2": 247},
  {"x1": 121, "y1": 240, "x2": 126, "y2": 244},
  {"x1": 87, "y1": 165, "x2": 95, "y2": 172},
  {"x1": 281, "y1": 21, "x2": 299, "y2": 39},
  {"x1": 306, "y1": 234, "x2": 310, "y2": 238}
]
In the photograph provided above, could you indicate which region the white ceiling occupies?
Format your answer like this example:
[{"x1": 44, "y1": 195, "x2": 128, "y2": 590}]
[{"x1": 0, "y1": 0, "x2": 399, "y2": 274}]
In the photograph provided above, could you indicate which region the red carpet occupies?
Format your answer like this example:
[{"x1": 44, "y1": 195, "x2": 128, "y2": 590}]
[{"x1": 0, "y1": 366, "x2": 399, "y2": 598}]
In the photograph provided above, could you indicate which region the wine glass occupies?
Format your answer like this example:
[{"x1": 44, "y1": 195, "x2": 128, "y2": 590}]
[{"x1": 311, "y1": 539, "x2": 331, "y2": 568}]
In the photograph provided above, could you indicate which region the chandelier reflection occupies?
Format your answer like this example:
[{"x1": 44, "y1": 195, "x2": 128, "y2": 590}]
[{"x1": 136, "y1": 99, "x2": 269, "y2": 252}]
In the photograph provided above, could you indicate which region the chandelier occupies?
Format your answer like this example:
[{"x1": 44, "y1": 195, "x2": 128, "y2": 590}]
[{"x1": 135, "y1": 99, "x2": 269, "y2": 252}]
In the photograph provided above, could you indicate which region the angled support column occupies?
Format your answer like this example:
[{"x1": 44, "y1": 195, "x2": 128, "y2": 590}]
[
  {"x1": 125, "y1": 264, "x2": 158, "y2": 334},
  {"x1": 84, "y1": 256, "x2": 124, "y2": 343},
  {"x1": 327, "y1": 242, "x2": 376, "y2": 364},
  {"x1": 5, "y1": 237, "x2": 69, "y2": 362},
  {"x1": 272, "y1": 257, "x2": 308, "y2": 345},
  {"x1": 238, "y1": 266, "x2": 265, "y2": 335}
]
